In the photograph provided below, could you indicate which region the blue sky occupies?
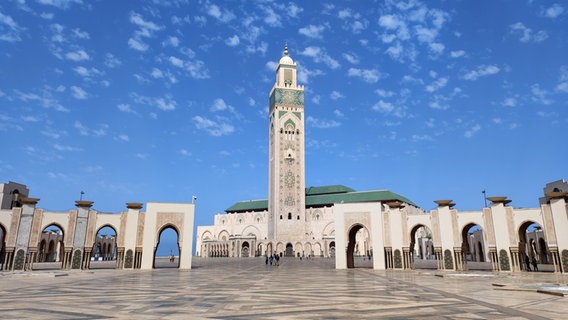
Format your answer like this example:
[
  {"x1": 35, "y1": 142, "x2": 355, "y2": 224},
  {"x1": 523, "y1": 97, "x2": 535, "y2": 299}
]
[{"x1": 1, "y1": 0, "x2": 567, "y2": 247}]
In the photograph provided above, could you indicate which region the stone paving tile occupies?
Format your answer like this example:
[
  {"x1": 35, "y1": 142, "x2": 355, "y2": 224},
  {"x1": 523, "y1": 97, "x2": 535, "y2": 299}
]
[{"x1": 0, "y1": 257, "x2": 566, "y2": 319}]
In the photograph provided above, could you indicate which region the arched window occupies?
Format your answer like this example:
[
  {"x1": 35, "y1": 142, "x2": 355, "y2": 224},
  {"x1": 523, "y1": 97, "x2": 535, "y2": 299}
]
[{"x1": 288, "y1": 212, "x2": 292, "y2": 220}]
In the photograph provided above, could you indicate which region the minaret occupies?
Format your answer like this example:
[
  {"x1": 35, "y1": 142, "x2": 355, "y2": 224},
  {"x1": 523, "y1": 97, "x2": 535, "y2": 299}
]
[{"x1": 268, "y1": 44, "x2": 306, "y2": 244}]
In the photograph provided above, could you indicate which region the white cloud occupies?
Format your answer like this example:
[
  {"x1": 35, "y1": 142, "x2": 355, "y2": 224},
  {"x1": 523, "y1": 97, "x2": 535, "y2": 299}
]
[
  {"x1": 180, "y1": 149, "x2": 192, "y2": 157},
  {"x1": 74, "y1": 66, "x2": 102, "y2": 78},
  {"x1": 531, "y1": 84, "x2": 552, "y2": 105},
  {"x1": 544, "y1": 4, "x2": 564, "y2": 18},
  {"x1": 342, "y1": 53, "x2": 359, "y2": 64},
  {"x1": 263, "y1": 7, "x2": 281, "y2": 27},
  {"x1": 104, "y1": 53, "x2": 121, "y2": 68},
  {"x1": 450, "y1": 50, "x2": 465, "y2": 58},
  {"x1": 192, "y1": 115, "x2": 234, "y2": 136},
  {"x1": 128, "y1": 38, "x2": 148, "y2": 51},
  {"x1": 70, "y1": 86, "x2": 87, "y2": 99},
  {"x1": 300, "y1": 46, "x2": 340, "y2": 69},
  {"x1": 298, "y1": 25, "x2": 325, "y2": 38},
  {"x1": 464, "y1": 124, "x2": 481, "y2": 138},
  {"x1": 372, "y1": 100, "x2": 394, "y2": 113},
  {"x1": 163, "y1": 36, "x2": 180, "y2": 47},
  {"x1": 333, "y1": 109, "x2": 344, "y2": 117},
  {"x1": 501, "y1": 97, "x2": 517, "y2": 107},
  {"x1": 509, "y1": 22, "x2": 548, "y2": 43},
  {"x1": 463, "y1": 65, "x2": 500, "y2": 81},
  {"x1": 376, "y1": 89, "x2": 395, "y2": 97},
  {"x1": 330, "y1": 91, "x2": 344, "y2": 100},
  {"x1": 37, "y1": 0, "x2": 83, "y2": 9},
  {"x1": 207, "y1": 4, "x2": 235, "y2": 23},
  {"x1": 225, "y1": 35, "x2": 239, "y2": 46},
  {"x1": 72, "y1": 28, "x2": 89, "y2": 39},
  {"x1": 65, "y1": 49, "x2": 89, "y2": 61},
  {"x1": 306, "y1": 116, "x2": 340, "y2": 128},
  {"x1": 130, "y1": 12, "x2": 162, "y2": 33},
  {"x1": 116, "y1": 134, "x2": 129, "y2": 142},
  {"x1": 347, "y1": 68, "x2": 380, "y2": 83},
  {"x1": 117, "y1": 103, "x2": 136, "y2": 114},
  {"x1": 131, "y1": 93, "x2": 177, "y2": 111},
  {"x1": 151, "y1": 68, "x2": 163, "y2": 78},
  {"x1": 425, "y1": 77, "x2": 448, "y2": 92},
  {"x1": 211, "y1": 98, "x2": 235, "y2": 113},
  {"x1": 0, "y1": 12, "x2": 25, "y2": 42},
  {"x1": 74, "y1": 121, "x2": 107, "y2": 136}
]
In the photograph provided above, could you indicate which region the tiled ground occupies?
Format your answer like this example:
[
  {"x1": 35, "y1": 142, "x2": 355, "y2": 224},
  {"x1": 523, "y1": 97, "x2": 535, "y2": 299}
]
[{"x1": 1, "y1": 257, "x2": 567, "y2": 319}]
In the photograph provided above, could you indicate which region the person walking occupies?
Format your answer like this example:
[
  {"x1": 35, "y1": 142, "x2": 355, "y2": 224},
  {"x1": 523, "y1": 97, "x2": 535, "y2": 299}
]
[
  {"x1": 531, "y1": 256, "x2": 538, "y2": 272},
  {"x1": 525, "y1": 255, "x2": 531, "y2": 272}
]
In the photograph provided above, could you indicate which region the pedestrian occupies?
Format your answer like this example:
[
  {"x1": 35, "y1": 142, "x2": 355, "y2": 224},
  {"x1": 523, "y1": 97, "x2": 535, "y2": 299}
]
[
  {"x1": 531, "y1": 256, "x2": 538, "y2": 272},
  {"x1": 275, "y1": 254, "x2": 280, "y2": 266},
  {"x1": 525, "y1": 255, "x2": 531, "y2": 272},
  {"x1": 269, "y1": 255, "x2": 273, "y2": 266},
  {"x1": 265, "y1": 255, "x2": 268, "y2": 265}
]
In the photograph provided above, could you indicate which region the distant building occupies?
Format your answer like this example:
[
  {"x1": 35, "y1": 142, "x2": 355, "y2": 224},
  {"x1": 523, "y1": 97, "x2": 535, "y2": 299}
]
[{"x1": 0, "y1": 181, "x2": 29, "y2": 210}]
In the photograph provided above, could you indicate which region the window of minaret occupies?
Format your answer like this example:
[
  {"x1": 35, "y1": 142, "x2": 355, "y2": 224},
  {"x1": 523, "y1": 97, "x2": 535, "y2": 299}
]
[{"x1": 284, "y1": 69, "x2": 293, "y2": 87}]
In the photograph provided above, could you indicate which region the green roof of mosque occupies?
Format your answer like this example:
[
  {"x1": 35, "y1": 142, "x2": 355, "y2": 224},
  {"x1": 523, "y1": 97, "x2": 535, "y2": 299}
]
[{"x1": 225, "y1": 185, "x2": 417, "y2": 213}]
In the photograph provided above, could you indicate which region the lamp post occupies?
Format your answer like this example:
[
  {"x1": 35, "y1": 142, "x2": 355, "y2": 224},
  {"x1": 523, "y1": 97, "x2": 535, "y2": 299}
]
[
  {"x1": 192, "y1": 195, "x2": 197, "y2": 204},
  {"x1": 80, "y1": 191, "x2": 85, "y2": 201},
  {"x1": 482, "y1": 190, "x2": 487, "y2": 207}
]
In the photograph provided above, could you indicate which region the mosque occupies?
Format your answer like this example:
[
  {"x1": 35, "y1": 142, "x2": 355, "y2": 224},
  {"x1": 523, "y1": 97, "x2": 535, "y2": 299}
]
[
  {"x1": 1, "y1": 46, "x2": 567, "y2": 273},
  {"x1": 195, "y1": 46, "x2": 568, "y2": 273}
]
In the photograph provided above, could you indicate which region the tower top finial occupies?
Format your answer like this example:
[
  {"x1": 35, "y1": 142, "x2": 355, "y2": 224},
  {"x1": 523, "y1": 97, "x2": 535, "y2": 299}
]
[{"x1": 284, "y1": 42, "x2": 288, "y2": 56}]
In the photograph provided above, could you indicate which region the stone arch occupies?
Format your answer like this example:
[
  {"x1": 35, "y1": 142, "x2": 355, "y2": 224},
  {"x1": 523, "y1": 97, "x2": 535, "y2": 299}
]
[
  {"x1": 241, "y1": 241, "x2": 250, "y2": 257},
  {"x1": 313, "y1": 242, "x2": 322, "y2": 257},
  {"x1": 201, "y1": 230, "x2": 213, "y2": 241},
  {"x1": 276, "y1": 242, "x2": 284, "y2": 255},
  {"x1": 304, "y1": 242, "x2": 312, "y2": 257},
  {"x1": 518, "y1": 220, "x2": 549, "y2": 271},
  {"x1": 153, "y1": 224, "x2": 180, "y2": 269},
  {"x1": 91, "y1": 225, "x2": 117, "y2": 268},
  {"x1": 285, "y1": 243, "x2": 294, "y2": 257},
  {"x1": 322, "y1": 221, "x2": 335, "y2": 237},
  {"x1": 218, "y1": 230, "x2": 230, "y2": 241},
  {"x1": 408, "y1": 224, "x2": 435, "y2": 269},
  {"x1": 294, "y1": 242, "x2": 303, "y2": 257},
  {"x1": 241, "y1": 225, "x2": 261, "y2": 238},
  {"x1": 37, "y1": 223, "x2": 65, "y2": 268},
  {"x1": 459, "y1": 223, "x2": 486, "y2": 270},
  {"x1": 312, "y1": 209, "x2": 322, "y2": 221},
  {"x1": 346, "y1": 223, "x2": 371, "y2": 268}
]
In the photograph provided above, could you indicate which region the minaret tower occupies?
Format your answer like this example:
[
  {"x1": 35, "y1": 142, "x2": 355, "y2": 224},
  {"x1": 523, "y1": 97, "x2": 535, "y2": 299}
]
[{"x1": 268, "y1": 44, "x2": 306, "y2": 244}]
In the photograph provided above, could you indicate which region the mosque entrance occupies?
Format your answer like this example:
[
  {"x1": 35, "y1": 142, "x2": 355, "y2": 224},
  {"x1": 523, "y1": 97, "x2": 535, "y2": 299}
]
[
  {"x1": 347, "y1": 224, "x2": 372, "y2": 268},
  {"x1": 329, "y1": 241, "x2": 335, "y2": 257},
  {"x1": 285, "y1": 243, "x2": 294, "y2": 257},
  {"x1": 241, "y1": 241, "x2": 249, "y2": 257}
]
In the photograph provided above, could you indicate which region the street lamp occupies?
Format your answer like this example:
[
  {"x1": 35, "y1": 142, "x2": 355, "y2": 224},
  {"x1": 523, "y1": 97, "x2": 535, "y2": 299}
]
[
  {"x1": 192, "y1": 195, "x2": 197, "y2": 204},
  {"x1": 80, "y1": 191, "x2": 85, "y2": 201},
  {"x1": 482, "y1": 190, "x2": 487, "y2": 207}
]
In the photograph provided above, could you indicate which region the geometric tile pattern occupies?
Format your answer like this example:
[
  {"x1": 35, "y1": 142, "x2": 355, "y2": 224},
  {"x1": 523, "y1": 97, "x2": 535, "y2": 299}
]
[{"x1": 1, "y1": 258, "x2": 566, "y2": 319}]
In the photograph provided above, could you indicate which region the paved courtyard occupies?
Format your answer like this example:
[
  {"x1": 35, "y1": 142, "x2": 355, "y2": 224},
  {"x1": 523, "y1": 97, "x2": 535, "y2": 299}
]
[{"x1": 1, "y1": 257, "x2": 567, "y2": 319}]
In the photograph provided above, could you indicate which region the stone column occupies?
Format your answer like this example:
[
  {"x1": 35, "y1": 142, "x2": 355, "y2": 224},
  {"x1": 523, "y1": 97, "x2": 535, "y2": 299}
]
[
  {"x1": 544, "y1": 192, "x2": 568, "y2": 273},
  {"x1": 13, "y1": 197, "x2": 40, "y2": 271},
  {"x1": 487, "y1": 196, "x2": 514, "y2": 272},
  {"x1": 70, "y1": 200, "x2": 93, "y2": 269},
  {"x1": 433, "y1": 200, "x2": 457, "y2": 271}
]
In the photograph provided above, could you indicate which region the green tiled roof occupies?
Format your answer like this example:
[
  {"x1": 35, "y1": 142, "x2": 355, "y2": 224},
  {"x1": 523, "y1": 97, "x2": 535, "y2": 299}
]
[{"x1": 225, "y1": 185, "x2": 417, "y2": 213}]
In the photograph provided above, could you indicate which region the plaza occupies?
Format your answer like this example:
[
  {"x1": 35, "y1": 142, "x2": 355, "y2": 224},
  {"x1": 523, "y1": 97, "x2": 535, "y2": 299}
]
[{"x1": 1, "y1": 258, "x2": 567, "y2": 319}]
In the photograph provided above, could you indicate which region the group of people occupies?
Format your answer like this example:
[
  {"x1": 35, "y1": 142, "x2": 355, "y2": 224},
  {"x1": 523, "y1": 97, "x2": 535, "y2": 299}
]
[
  {"x1": 524, "y1": 255, "x2": 538, "y2": 272},
  {"x1": 265, "y1": 254, "x2": 280, "y2": 266}
]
